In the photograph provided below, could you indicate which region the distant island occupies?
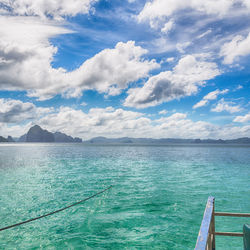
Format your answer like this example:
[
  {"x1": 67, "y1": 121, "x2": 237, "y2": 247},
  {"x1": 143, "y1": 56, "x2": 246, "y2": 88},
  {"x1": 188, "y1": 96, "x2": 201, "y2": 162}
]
[
  {"x1": 0, "y1": 125, "x2": 82, "y2": 143},
  {"x1": 1, "y1": 126, "x2": 250, "y2": 144}
]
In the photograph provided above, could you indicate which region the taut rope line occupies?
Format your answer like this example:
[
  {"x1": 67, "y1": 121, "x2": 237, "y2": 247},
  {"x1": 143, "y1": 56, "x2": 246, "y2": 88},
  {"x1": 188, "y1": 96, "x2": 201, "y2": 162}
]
[{"x1": 0, "y1": 185, "x2": 112, "y2": 232}]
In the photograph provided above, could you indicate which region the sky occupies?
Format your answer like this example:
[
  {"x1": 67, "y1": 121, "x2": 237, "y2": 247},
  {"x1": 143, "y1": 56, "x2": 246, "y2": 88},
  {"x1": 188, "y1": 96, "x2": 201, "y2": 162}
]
[{"x1": 0, "y1": 0, "x2": 250, "y2": 140}]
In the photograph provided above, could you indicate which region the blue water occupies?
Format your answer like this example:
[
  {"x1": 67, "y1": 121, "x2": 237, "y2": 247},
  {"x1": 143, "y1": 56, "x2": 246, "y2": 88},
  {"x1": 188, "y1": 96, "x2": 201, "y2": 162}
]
[{"x1": 0, "y1": 143, "x2": 249, "y2": 249}]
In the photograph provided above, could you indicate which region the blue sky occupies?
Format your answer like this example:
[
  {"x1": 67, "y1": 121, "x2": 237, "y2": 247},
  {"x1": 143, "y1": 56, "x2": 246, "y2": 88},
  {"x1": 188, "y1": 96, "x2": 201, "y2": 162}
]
[{"x1": 0, "y1": 0, "x2": 250, "y2": 139}]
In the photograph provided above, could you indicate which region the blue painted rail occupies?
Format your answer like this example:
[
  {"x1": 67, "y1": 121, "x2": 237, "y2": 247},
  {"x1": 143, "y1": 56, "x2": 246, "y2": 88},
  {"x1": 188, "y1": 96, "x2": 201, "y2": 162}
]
[
  {"x1": 195, "y1": 197, "x2": 250, "y2": 250},
  {"x1": 195, "y1": 197, "x2": 215, "y2": 250}
]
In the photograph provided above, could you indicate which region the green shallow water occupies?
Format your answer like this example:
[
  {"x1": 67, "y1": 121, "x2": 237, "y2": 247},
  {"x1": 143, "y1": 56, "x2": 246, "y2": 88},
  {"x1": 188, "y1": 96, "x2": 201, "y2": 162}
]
[{"x1": 0, "y1": 143, "x2": 249, "y2": 249}]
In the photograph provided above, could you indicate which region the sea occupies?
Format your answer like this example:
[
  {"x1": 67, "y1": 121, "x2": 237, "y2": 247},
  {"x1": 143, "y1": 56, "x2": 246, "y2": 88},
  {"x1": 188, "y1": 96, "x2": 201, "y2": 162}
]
[{"x1": 0, "y1": 143, "x2": 249, "y2": 249}]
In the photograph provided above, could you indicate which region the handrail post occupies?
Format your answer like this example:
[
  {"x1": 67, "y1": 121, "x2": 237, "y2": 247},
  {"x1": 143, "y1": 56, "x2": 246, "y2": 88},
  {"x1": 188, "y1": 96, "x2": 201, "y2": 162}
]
[
  {"x1": 195, "y1": 196, "x2": 215, "y2": 250},
  {"x1": 211, "y1": 201, "x2": 215, "y2": 250}
]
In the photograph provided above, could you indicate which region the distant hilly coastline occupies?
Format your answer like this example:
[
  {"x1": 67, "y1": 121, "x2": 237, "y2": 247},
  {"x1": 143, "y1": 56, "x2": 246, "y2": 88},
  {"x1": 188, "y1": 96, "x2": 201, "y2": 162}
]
[
  {"x1": 1, "y1": 125, "x2": 250, "y2": 144},
  {"x1": 0, "y1": 135, "x2": 15, "y2": 143},
  {"x1": 85, "y1": 136, "x2": 250, "y2": 144},
  {"x1": 0, "y1": 125, "x2": 82, "y2": 143}
]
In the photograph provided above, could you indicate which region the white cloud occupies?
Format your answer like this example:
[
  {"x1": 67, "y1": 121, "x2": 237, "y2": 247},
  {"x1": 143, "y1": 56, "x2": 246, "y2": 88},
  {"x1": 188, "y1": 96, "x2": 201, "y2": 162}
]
[
  {"x1": 236, "y1": 85, "x2": 243, "y2": 90},
  {"x1": 242, "y1": 0, "x2": 250, "y2": 9},
  {"x1": 138, "y1": 0, "x2": 249, "y2": 29},
  {"x1": 0, "y1": 122, "x2": 33, "y2": 138},
  {"x1": 148, "y1": 37, "x2": 176, "y2": 54},
  {"x1": 0, "y1": 0, "x2": 97, "y2": 20},
  {"x1": 0, "y1": 16, "x2": 159, "y2": 100},
  {"x1": 176, "y1": 42, "x2": 191, "y2": 53},
  {"x1": 204, "y1": 89, "x2": 228, "y2": 100},
  {"x1": 193, "y1": 99, "x2": 209, "y2": 109},
  {"x1": 31, "y1": 108, "x2": 250, "y2": 139},
  {"x1": 197, "y1": 29, "x2": 212, "y2": 39},
  {"x1": 38, "y1": 106, "x2": 152, "y2": 139},
  {"x1": 233, "y1": 113, "x2": 250, "y2": 123},
  {"x1": 80, "y1": 102, "x2": 88, "y2": 106},
  {"x1": 1, "y1": 105, "x2": 249, "y2": 139},
  {"x1": 193, "y1": 89, "x2": 228, "y2": 109},
  {"x1": 67, "y1": 40, "x2": 159, "y2": 98},
  {"x1": 155, "y1": 112, "x2": 250, "y2": 139},
  {"x1": 211, "y1": 98, "x2": 243, "y2": 113},
  {"x1": 161, "y1": 19, "x2": 174, "y2": 34},
  {"x1": 158, "y1": 109, "x2": 168, "y2": 115},
  {"x1": 157, "y1": 112, "x2": 187, "y2": 122},
  {"x1": 220, "y1": 32, "x2": 250, "y2": 64},
  {"x1": 124, "y1": 55, "x2": 220, "y2": 108},
  {"x1": 0, "y1": 98, "x2": 53, "y2": 123},
  {"x1": 166, "y1": 57, "x2": 175, "y2": 62}
]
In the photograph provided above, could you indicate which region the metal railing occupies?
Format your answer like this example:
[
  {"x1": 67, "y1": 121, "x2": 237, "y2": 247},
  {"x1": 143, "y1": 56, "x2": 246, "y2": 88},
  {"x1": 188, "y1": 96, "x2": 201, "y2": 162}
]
[{"x1": 195, "y1": 196, "x2": 250, "y2": 250}]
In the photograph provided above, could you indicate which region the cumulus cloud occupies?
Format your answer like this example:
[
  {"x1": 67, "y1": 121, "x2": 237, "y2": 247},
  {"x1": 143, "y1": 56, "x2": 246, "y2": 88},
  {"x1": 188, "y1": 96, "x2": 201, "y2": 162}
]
[
  {"x1": 67, "y1": 41, "x2": 159, "y2": 98},
  {"x1": 233, "y1": 113, "x2": 250, "y2": 123},
  {"x1": 211, "y1": 98, "x2": 243, "y2": 113},
  {"x1": 220, "y1": 32, "x2": 250, "y2": 64},
  {"x1": 124, "y1": 55, "x2": 220, "y2": 108},
  {"x1": 0, "y1": 0, "x2": 97, "y2": 20},
  {"x1": 38, "y1": 106, "x2": 152, "y2": 139},
  {"x1": 155, "y1": 113, "x2": 218, "y2": 138},
  {"x1": 1, "y1": 104, "x2": 249, "y2": 139},
  {"x1": 138, "y1": 0, "x2": 249, "y2": 30},
  {"x1": 0, "y1": 122, "x2": 33, "y2": 138},
  {"x1": 0, "y1": 17, "x2": 159, "y2": 100},
  {"x1": 193, "y1": 89, "x2": 228, "y2": 109},
  {"x1": 154, "y1": 112, "x2": 250, "y2": 139},
  {"x1": 0, "y1": 16, "x2": 70, "y2": 97},
  {"x1": 31, "y1": 108, "x2": 250, "y2": 139},
  {"x1": 0, "y1": 98, "x2": 53, "y2": 123}
]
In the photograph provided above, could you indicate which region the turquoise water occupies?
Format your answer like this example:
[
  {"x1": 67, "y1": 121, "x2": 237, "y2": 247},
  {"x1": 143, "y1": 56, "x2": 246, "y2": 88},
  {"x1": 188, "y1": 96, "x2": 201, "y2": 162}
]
[{"x1": 0, "y1": 143, "x2": 249, "y2": 249}]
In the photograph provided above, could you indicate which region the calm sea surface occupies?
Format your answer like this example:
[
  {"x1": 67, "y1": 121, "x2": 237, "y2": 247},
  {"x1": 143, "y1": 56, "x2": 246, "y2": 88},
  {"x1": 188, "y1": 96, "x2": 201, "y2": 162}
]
[{"x1": 0, "y1": 143, "x2": 249, "y2": 249}]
